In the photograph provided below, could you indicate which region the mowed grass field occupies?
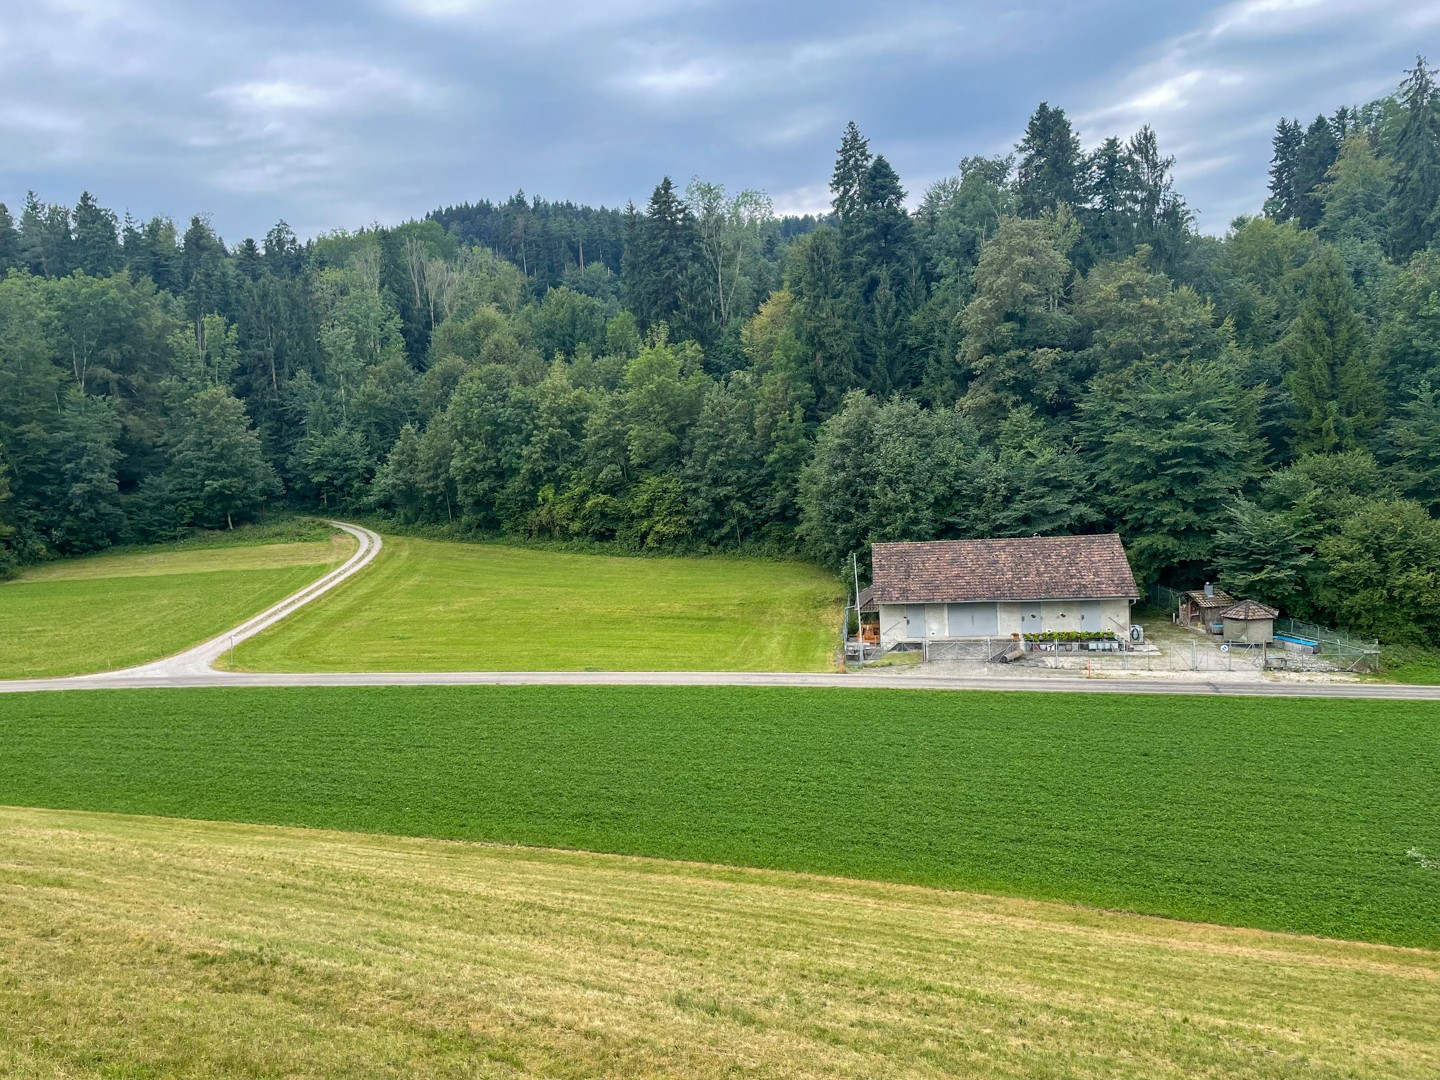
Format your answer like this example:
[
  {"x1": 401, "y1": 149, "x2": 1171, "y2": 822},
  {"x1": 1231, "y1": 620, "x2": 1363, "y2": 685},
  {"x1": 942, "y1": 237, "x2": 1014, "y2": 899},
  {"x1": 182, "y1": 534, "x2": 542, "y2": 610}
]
[
  {"x1": 0, "y1": 534, "x2": 354, "y2": 679},
  {"x1": 2, "y1": 686, "x2": 1437, "y2": 947},
  {"x1": 234, "y1": 536, "x2": 842, "y2": 672},
  {"x1": 4, "y1": 808, "x2": 1436, "y2": 1080}
]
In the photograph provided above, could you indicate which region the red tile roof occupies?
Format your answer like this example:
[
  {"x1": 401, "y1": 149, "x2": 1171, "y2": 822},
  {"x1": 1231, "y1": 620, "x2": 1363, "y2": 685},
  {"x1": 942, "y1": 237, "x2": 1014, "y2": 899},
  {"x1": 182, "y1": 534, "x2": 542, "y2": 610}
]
[
  {"x1": 1183, "y1": 588, "x2": 1234, "y2": 609},
  {"x1": 870, "y1": 535, "x2": 1139, "y2": 604},
  {"x1": 1219, "y1": 599, "x2": 1278, "y2": 620}
]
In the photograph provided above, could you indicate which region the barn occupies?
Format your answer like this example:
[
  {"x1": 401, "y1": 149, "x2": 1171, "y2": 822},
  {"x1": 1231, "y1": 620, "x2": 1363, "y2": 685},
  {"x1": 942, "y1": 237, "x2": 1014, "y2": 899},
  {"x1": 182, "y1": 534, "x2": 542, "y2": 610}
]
[{"x1": 870, "y1": 535, "x2": 1140, "y2": 647}]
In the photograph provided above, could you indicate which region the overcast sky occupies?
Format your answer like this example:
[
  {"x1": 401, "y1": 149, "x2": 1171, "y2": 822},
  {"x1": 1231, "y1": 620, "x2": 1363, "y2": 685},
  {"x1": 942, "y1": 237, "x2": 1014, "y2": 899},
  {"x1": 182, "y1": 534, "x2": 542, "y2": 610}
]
[{"x1": 1, "y1": 0, "x2": 1435, "y2": 243}]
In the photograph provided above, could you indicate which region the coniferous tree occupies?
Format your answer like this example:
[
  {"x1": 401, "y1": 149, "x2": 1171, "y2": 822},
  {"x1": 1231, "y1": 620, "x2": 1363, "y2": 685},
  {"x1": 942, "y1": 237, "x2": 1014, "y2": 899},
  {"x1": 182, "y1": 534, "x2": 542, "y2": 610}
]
[
  {"x1": 0, "y1": 203, "x2": 17, "y2": 272},
  {"x1": 1267, "y1": 118, "x2": 1303, "y2": 222},
  {"x1": 1387, "y1": 56, "x2": 1440, "y2": 260},
  {"x1": 1015, "y1": 103, "x2": 1084, "y2": 217},
  {"x1": 72, "y1": 192, "x2": 120, "y2": 276},
  {"x1": 830, "y1": 121, "x2": 873, "y2": 226},
  {"x1": 622, "y1": 179, "x2": 698, "y2": 335},
  {"x1": 1294, "y1": 115, "x2": 1340, "y2": 229},
  {"x1": 1280, "y1": 246, "x2": 1379, "y2": 455}
]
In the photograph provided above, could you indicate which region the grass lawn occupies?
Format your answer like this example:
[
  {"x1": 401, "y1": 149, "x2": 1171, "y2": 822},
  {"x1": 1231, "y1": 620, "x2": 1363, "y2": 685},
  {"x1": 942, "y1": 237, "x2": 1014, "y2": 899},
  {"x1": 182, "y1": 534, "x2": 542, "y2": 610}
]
[
  {"x1": 1, "y1": 686, "x2": 1436, "y2": 948},
  {"x1": 234, "y1": 536, "x2": 843, "y2": 672},
  {"x1": 0, "y1": 534, "x2": 353, "y2": 679},
  {"x1": 3, "y1": 808, "x2": 1436, "y2": 1080}
]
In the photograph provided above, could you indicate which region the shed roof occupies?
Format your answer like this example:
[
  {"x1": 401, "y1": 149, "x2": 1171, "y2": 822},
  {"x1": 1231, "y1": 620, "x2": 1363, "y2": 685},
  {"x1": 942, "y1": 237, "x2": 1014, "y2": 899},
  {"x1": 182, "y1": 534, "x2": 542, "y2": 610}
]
[
  {"x1": 855, "y1": 585, "x2": 877, "y2": 612},
  {"x1": 1220, "y1": 599, "x2": 1279, "y2": 620},
  {"x1": 870, "y1": 535, "x2": 1139, "y2": 604},
  {"x1": 1183, "y1": 587, "x2": 1234, "y2": 609}
]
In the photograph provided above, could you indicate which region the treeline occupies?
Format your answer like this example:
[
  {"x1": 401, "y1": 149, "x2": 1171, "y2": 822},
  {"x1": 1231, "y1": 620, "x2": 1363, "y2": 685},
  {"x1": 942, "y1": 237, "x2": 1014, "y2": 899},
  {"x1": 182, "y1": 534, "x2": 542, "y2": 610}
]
[{"x1": 2, "y1": 59, "x2": 1440, "y2": 643}]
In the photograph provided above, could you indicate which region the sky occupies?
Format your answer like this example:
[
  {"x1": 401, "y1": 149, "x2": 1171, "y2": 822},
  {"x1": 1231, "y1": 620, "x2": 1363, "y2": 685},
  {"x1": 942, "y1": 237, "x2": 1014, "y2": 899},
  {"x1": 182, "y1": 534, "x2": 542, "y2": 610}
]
[{"x1": 1, "y1": 0, "x2": 1436, "y2": 243}]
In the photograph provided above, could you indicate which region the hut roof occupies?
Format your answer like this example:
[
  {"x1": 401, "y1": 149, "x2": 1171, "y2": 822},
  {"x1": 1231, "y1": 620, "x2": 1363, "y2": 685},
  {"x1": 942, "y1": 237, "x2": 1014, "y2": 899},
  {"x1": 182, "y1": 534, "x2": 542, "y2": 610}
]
[{"x1": 1219, "y1": 599, "x2": 1279, "y2": 620}]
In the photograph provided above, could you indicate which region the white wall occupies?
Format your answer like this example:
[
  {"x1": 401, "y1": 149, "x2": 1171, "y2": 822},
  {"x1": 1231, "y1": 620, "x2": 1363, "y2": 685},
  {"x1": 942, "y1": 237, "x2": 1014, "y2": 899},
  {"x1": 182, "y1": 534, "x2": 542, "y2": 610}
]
[{"x1": 879, "y1": 598, "x2": 1134, "y2": 645}]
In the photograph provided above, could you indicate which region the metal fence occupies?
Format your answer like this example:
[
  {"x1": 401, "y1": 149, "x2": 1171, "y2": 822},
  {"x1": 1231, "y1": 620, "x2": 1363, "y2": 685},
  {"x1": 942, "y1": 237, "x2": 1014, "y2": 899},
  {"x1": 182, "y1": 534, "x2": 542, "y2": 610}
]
[
  {"x1": 1273, "y1": 617, "x2": 1381, "y2": 672},
  {"x1": 1147, "y1": 583, "x2": 1381, "y2": 672}
]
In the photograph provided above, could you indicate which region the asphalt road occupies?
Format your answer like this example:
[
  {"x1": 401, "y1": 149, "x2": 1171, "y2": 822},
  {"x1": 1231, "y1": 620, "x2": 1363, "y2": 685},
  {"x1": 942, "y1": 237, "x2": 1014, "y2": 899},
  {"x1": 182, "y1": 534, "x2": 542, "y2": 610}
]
[{"x1": 3, "y1": 521, "x2": 1437, "y2": 700}]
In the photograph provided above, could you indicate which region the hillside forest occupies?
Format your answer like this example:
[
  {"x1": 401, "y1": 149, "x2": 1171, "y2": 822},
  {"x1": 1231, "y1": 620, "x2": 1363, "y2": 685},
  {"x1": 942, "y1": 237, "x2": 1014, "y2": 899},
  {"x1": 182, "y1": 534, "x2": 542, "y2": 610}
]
[{"x1": 3, "y1": 59, "x2": 1440, "y2": 643}]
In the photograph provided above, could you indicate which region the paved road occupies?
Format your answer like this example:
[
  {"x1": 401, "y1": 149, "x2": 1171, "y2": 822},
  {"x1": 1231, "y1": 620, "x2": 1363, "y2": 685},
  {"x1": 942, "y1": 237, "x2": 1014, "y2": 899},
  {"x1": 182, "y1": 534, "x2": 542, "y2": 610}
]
[{"x1": 3, "y1": 521, "x2": 1437, "y2": 700}]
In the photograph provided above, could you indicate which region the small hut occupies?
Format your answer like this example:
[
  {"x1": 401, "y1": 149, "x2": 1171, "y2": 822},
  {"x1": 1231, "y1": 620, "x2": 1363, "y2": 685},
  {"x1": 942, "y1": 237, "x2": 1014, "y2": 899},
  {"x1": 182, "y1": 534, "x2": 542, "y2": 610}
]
[
  {"x1": 1179, "y1": 584, "x2": 1234, "y2": 632},
  {"x1": 1219, "y1": 599, "x2": 1278, "y2": 644}
]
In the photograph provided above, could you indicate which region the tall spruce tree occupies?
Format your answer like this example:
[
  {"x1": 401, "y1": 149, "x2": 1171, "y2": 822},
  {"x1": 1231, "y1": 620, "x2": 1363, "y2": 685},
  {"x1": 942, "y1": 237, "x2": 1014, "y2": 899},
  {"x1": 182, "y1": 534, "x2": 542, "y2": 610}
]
[
  {"x1": 0, "y1": 203, "x2": 17, "y2": 272},
  {"x1": 1387, "y1": 55, "x2": 1440, "y2": 260},
  {"x1": 1015, "y1": 103, "x2": 1083, "y2": 217},
  {"x1": 1281, "y1": 246, "x2": 1379, "y2": 455},
  {"x1": 1267, "y1": 118, "x2": 1303, "y2": 222},
  {"x1": 830, "y1": 122, "x2": 873, "y2": 226},
  {"x1": 1294, "y1": 115, "x2": 1340, "y2": 230},
  {"x1": 72, "y1": 191, "x2": 120, "y2": 276},
  {"x1": 621, "y1": 178, "x2": 698, "y2": 335}
]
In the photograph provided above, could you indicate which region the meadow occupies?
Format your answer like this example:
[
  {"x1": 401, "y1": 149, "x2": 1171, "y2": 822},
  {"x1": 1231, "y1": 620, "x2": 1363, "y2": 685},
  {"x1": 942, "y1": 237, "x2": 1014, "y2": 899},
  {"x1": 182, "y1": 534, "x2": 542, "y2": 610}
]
[
  {"x1": 0, "y1": 531, "x2": 353, "y2": 678},
  {"x1": 3, "y1": 806, "x2": 1436, "y2": 1080},
  {"x1": 233, "y1": 536, "x2": 842, "y2": 672},
  {"x1": 1, "y1": 685, "x2": 1436, "y2": 947}
]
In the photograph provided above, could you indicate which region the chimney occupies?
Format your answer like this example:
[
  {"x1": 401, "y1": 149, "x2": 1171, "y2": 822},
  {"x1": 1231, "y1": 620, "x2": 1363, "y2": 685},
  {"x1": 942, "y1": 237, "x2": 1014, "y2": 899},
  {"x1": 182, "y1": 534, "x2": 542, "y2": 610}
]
[{"x1": 1204, "y1": 582, "x2": 1214, "y2": 598}]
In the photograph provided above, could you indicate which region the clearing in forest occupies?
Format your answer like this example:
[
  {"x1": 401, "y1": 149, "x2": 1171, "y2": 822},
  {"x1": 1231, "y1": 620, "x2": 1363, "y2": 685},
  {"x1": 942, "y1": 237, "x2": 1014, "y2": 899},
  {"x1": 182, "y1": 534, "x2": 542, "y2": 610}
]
[
  {"x1": 0, "y1": 530, "x2": 354, "y2": 679},
  {"x1": 1, "y1": 806, "x2": 1435, "y2": 1080},
  {"x1": 234, "y1": 536, "x2": 843, "y2": 672}
]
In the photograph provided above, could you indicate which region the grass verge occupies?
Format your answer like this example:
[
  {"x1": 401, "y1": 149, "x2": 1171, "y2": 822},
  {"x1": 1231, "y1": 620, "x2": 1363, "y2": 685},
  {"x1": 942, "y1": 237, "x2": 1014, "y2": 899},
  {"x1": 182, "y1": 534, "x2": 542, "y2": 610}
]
[
  {"x1": 0, "y1": 533, "x2": 352, "y2": 678},
  {"x1": 234, "y1": 536, "x2": 843, "y2": 672},
  {"x1": 2, "y1": 806, "x2": 1436, "y2": 1080},
  {"x1": 1, "y1": 685, "x2": 1436, "y2": 947}
]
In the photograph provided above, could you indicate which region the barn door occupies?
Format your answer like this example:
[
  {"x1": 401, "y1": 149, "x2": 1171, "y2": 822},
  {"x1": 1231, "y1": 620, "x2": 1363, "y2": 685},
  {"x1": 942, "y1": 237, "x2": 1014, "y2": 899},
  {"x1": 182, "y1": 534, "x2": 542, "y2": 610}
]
[{"x1": 1078, "y1": 601, "x2": 1103, "y2": 631}]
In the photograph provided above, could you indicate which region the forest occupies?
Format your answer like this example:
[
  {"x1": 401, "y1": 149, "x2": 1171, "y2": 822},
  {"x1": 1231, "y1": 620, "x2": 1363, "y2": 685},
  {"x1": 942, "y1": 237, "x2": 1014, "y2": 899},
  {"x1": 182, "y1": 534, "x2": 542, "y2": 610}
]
[{"x1": 2, "y1": 59, "x2": 1439, "y2": 644}]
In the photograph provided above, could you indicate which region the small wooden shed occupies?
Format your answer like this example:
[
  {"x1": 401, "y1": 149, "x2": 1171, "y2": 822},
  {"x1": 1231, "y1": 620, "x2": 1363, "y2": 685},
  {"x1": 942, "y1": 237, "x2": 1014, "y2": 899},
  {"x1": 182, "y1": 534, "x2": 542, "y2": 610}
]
[
  {"x1": 1179, "y1": 584, "x2": 1234, "y2": 631},
  {"x1": 1219, "y1": 599, "x2": 1278, "y2": 644}
]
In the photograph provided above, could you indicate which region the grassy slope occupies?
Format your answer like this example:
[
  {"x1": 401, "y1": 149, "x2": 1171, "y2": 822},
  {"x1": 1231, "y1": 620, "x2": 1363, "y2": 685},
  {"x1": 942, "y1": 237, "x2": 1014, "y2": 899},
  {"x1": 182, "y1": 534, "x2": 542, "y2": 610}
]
[
  {"x1": 235, "y1": 536, "x2": 842, "y2": 672},
  {"x1": 0, "y1": 535, "x2": 352, "y2": 679},
  {"x1": 3, "y1": 808, "x2": 1436, "y2": 1080},
  {"x1": 2, "y1": 686, "x2": 1436, "y2": 947}
]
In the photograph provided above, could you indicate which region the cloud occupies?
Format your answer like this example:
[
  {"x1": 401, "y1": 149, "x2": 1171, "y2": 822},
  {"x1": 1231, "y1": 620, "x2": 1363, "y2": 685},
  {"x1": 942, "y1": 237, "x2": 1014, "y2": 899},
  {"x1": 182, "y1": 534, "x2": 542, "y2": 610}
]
[
  {"x1": 1071, "y1": 0, "x2": 1438, "y2": 230},
  {"x1": 0, "y1": 0, "x2": 1435, "y2": 243}
]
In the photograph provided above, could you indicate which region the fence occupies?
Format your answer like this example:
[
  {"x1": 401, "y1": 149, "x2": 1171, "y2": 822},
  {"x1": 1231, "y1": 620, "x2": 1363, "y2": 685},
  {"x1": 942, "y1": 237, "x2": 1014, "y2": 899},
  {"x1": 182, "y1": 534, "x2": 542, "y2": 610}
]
[
  {"x1": 1273, "y1": 617, "x2": 1381, "y2": 672},
  {"x1": 1147, "y1": 583, "x2": 1381, "y2": 672}
]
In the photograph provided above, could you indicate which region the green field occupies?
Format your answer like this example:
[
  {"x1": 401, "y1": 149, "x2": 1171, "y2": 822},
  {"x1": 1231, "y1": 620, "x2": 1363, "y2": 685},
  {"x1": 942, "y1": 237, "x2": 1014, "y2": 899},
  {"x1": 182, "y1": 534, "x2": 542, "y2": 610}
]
[
  {"x1": 0, "y1": 535, "x2": 353, "y2": 679},
  {"x1": 4, "y1": 807, "x2": 1435, "y2": 1080},
  {"x1": 234, "y1": 536, "x2": 842, "y2": 672},
  {"x1": 2, "y1": 686, "x2": 1436, "y2": 947}
]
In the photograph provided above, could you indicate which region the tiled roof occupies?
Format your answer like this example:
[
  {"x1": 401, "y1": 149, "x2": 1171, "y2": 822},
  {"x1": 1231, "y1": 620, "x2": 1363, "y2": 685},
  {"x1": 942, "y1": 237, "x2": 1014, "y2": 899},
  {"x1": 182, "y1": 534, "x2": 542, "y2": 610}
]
[
  {"x1": 1220, "y1": 599, "x2": 1278, "y2": 620},
  {"x1": 1183, "y1": 588, "x2": 1234, "y2": 609},
  {"x1": 855, "y1": 585, "x2": 877, "y2": 611},
  {"x1": 870, "y1": 535, "x2": 1139, "y2": 604}
]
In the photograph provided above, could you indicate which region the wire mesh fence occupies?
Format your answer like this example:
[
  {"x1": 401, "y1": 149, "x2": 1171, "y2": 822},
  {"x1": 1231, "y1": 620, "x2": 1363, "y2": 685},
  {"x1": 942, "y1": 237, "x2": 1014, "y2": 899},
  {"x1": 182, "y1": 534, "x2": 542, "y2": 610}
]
[{"x1": 1147, "y1": 583, "x2": 1381, "y2": 673}]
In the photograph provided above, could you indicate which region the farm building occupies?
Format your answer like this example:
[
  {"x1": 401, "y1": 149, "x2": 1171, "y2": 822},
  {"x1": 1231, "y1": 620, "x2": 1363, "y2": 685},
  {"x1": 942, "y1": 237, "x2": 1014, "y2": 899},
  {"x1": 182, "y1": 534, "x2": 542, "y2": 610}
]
[
  {"x1": 1220, "y1": 599, "x2": 1278, "y2": 644},
  {"x1": 1178, "y1": 585, "x2": 1234, "y2": 631},
  {"x1": 870, "y1": 535, "x2": 1139, "y2": 647}
]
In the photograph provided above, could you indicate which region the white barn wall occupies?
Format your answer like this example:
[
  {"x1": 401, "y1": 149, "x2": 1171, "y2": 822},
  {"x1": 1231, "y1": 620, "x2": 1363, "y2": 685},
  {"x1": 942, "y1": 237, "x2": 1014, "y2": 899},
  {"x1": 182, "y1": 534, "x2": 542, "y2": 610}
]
[{"x1": 878, "y1": 598, "x2": 1133, "y2": 646}]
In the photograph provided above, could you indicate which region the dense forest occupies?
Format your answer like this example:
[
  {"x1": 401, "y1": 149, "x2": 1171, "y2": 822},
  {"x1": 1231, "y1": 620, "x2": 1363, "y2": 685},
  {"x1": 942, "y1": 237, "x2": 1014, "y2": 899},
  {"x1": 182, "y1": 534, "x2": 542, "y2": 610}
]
[{"x1": 3, "y1": 59, "x2": 1440, "y2": 643}]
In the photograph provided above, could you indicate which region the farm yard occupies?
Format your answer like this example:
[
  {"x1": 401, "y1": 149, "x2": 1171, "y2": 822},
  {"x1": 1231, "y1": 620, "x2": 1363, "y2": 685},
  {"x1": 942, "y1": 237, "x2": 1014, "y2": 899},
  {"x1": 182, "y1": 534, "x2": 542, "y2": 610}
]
[
  {"x1": 2, "y1": 806, "x2": 1436, "y2": 1080},
  {"x1": 2, "y1": 685, "x2": 1437, "y2": 948},
  {"x1": 233, "y1": 536, "x2": 843, "y2": 673},
  {"x1": 0, "y1": 530, "x2": 354, "y2": 679}
]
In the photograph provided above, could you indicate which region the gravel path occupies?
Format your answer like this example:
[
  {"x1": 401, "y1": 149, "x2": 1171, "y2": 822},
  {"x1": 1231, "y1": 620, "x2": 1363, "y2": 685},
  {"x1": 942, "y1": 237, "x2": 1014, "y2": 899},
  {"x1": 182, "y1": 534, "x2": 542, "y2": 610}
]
[{"x1": 4, "y1": 521, "x2": 1437, "y2": 700}]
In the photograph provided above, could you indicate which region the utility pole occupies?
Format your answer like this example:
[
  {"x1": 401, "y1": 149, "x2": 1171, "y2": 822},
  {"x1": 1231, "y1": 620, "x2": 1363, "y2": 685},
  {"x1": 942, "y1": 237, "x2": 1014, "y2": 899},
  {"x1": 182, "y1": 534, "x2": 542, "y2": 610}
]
[{"x1": 853, "y1": 551, "x2": 864, "y2": 662}]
